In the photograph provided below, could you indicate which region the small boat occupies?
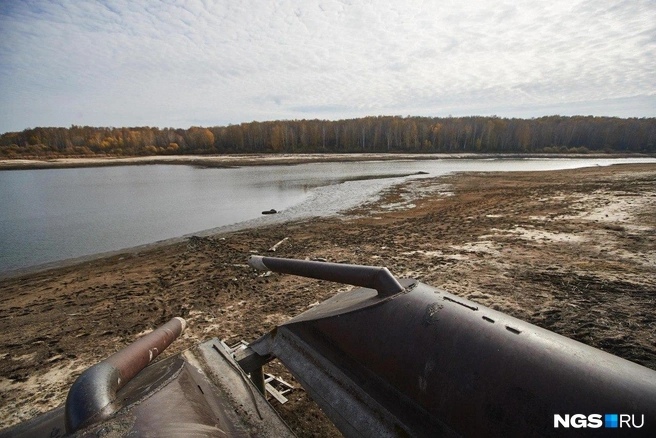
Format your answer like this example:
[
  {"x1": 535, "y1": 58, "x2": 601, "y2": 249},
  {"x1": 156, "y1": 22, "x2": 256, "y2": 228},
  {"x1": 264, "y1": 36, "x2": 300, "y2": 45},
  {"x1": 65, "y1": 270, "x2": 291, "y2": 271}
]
[{"x1": 262, "y1": 209, "x2": 277, "y2": 215}]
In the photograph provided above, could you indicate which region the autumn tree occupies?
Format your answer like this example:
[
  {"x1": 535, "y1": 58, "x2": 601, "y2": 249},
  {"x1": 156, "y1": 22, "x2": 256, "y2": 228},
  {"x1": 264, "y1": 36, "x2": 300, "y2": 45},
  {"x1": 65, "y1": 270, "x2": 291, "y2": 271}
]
[{"x1": 1, "y1": 116, "x2": 655, "y2": 157}]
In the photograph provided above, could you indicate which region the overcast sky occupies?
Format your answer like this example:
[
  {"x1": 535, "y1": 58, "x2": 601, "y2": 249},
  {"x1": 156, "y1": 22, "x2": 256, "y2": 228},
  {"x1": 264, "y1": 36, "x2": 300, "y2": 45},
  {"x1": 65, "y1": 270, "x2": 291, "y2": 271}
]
[{"x1": 0, "y1": 0, "x2": 654, "y2": 133}]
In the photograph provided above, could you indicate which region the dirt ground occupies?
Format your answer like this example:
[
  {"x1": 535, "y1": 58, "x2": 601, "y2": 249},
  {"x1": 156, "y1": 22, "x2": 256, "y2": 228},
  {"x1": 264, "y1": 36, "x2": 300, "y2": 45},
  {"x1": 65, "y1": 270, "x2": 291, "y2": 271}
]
[{"x1": 1, "y1": 163, "x2": 655, "y2": 436}]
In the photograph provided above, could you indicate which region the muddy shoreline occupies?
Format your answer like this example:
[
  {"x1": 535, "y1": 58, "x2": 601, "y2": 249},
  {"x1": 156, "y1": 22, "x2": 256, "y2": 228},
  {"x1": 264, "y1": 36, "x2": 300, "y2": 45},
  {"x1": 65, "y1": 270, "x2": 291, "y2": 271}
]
[
  {"x1": 1, "y1": 152, "x2": 652, "y2": 171},
  {"x1": 1, "y1": 163, "x2": 655, "y2": 435}
]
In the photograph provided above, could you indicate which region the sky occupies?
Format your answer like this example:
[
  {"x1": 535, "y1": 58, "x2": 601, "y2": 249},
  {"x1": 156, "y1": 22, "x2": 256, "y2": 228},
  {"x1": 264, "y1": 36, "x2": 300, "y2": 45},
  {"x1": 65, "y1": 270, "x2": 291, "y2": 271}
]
[{"x1": 0, "y1": 0, "x2": 654, "y2": 133}]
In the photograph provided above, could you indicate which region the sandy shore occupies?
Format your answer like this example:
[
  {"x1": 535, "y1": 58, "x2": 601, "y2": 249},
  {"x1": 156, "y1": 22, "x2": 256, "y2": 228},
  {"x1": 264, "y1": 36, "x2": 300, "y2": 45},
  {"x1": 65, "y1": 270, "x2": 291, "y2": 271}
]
[
  {"x1": 1, "y1": 163, "x2": 655, "y2": 435},
  {"x1": 2, "y1": 153, "x2": 481, "y2": 170},
  {"x1": 0, "y1": 152, "x2": 650, "y2": 171}
]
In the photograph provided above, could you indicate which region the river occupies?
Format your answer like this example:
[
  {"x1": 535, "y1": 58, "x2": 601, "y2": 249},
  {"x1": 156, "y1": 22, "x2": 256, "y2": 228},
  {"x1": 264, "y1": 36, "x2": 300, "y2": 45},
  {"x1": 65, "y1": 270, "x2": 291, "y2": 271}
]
[{"x1": 0, "y1": 158, "x2": 654, "y2": 275}]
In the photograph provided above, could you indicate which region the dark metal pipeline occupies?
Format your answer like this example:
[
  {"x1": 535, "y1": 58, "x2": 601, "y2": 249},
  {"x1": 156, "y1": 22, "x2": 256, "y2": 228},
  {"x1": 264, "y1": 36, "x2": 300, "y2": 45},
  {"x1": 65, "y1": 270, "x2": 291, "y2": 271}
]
[
  {"x1": 248, "y1": 255, "x2": 405, "y2": 297},
  {"x1": 64, "y1": 317, "x2": 186, "y2": 433},
  {"x1": 246, "y1": 256, "x2": 656, "y2": 437}
]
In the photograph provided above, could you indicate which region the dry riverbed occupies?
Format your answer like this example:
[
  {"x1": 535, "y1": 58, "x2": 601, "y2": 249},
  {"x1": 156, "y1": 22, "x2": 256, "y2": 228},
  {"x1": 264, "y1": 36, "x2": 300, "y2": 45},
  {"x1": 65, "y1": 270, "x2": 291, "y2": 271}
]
[{"x1": 1, "y1": 163, "x2": 655, "y2": 436}]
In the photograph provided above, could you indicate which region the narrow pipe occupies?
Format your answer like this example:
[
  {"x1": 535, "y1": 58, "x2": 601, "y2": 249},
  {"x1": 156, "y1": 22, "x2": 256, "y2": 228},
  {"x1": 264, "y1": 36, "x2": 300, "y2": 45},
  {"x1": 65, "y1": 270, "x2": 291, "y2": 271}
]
[
  {"x1": 65, "y1": 317, "x2": 186, "y2": 432},
  {"x1": 248, "y1": 256, "x2": 405, "y2": 298}
]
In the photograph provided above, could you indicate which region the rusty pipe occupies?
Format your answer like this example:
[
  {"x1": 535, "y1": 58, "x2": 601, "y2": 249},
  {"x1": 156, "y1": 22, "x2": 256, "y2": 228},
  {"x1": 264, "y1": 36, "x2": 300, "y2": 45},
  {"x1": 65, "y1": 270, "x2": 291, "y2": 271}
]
[
  {"x1": 248, "y1": 255, "x2": 405, "y2": 298},
  {"x1": 65, "y1": 317, "x2": 186, "y2": 432}
]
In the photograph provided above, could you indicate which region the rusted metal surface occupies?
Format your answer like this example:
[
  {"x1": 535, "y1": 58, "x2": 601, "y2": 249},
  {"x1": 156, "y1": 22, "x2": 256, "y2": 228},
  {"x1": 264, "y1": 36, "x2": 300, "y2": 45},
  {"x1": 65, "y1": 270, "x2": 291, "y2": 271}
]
[
  {"x1": 64, "y1": 317, "x2": 186, "y2": 432},
  {"x1": 3, "y1": 339, "x2": 294, "y2": 437},
  {"x1": 248, "y1": 256, "x2": 656, "y2": 437}
]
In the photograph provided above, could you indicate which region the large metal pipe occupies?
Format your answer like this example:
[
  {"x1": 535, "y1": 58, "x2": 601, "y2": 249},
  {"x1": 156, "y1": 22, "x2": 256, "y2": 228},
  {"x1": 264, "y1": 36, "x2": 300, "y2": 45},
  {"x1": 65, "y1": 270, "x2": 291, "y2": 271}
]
[
  {"x1": 246, "y1": 257, "x2": 656, "y2": 436},
  {"x1": 65, "y1": 317, "x2": 186, "y2": 432},
  {"x1": 248, "y1": 255, "x2": 405, "y2": 297}
]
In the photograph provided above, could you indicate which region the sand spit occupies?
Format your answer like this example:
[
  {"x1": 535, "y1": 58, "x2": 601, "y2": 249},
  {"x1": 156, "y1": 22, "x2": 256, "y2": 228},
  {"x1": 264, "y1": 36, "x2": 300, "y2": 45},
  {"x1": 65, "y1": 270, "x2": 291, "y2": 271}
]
[
  {"x1": 1, "y1": 163, "x2": 655, "y2": 436},
  {"x1": 0, "y1": 152, "x2": 650, "y2": 171}
]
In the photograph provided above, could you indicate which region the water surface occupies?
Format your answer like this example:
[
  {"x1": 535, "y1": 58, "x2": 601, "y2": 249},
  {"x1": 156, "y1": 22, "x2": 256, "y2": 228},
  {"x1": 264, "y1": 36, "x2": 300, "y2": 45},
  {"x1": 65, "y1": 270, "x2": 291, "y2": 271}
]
[{"x1": 1, "y1": 158, "x2": 654, "y2": 275}]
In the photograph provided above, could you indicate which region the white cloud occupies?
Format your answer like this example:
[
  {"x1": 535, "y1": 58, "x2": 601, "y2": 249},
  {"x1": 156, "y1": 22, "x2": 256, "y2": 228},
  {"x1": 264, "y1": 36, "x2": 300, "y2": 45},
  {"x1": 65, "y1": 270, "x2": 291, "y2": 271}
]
[{"x1": 0, "y1": 0, "x2": 654, "y2": 132}]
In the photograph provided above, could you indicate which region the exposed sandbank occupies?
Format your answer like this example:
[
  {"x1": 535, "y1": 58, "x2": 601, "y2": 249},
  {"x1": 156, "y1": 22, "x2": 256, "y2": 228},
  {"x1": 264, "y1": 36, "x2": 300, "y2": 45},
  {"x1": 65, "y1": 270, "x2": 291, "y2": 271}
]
[{"x1": 1, "y1": 152, "x2": 652, "y2": 171}]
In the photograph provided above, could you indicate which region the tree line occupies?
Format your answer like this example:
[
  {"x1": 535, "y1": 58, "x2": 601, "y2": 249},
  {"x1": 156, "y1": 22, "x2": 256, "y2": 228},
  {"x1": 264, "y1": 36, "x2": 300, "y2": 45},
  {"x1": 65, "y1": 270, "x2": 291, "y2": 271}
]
[{"x1": 1, "y1": 115, "x2": 654, "y2": 158}]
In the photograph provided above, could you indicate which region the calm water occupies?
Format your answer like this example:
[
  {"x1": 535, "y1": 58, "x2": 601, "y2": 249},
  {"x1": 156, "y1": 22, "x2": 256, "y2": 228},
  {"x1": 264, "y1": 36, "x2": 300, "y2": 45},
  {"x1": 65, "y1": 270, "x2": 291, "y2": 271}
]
[{"x1": 1, "y1": 158, "x2": 654, "y2": 275}]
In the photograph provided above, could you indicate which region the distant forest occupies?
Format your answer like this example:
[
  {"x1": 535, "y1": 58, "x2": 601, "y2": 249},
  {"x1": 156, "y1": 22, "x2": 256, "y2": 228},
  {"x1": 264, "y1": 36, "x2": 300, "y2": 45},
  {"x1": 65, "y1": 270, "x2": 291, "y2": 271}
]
[{"x1": 1, "y1": 115, "x2": 655, "y2": 158}]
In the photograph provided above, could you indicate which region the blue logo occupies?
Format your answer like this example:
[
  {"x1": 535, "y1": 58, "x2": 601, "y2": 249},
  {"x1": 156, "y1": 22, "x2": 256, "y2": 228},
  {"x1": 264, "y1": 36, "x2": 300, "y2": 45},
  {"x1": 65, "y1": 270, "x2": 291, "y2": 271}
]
[{"x1": 605, "y1": 414, "x2": 618, "y2": 428}]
